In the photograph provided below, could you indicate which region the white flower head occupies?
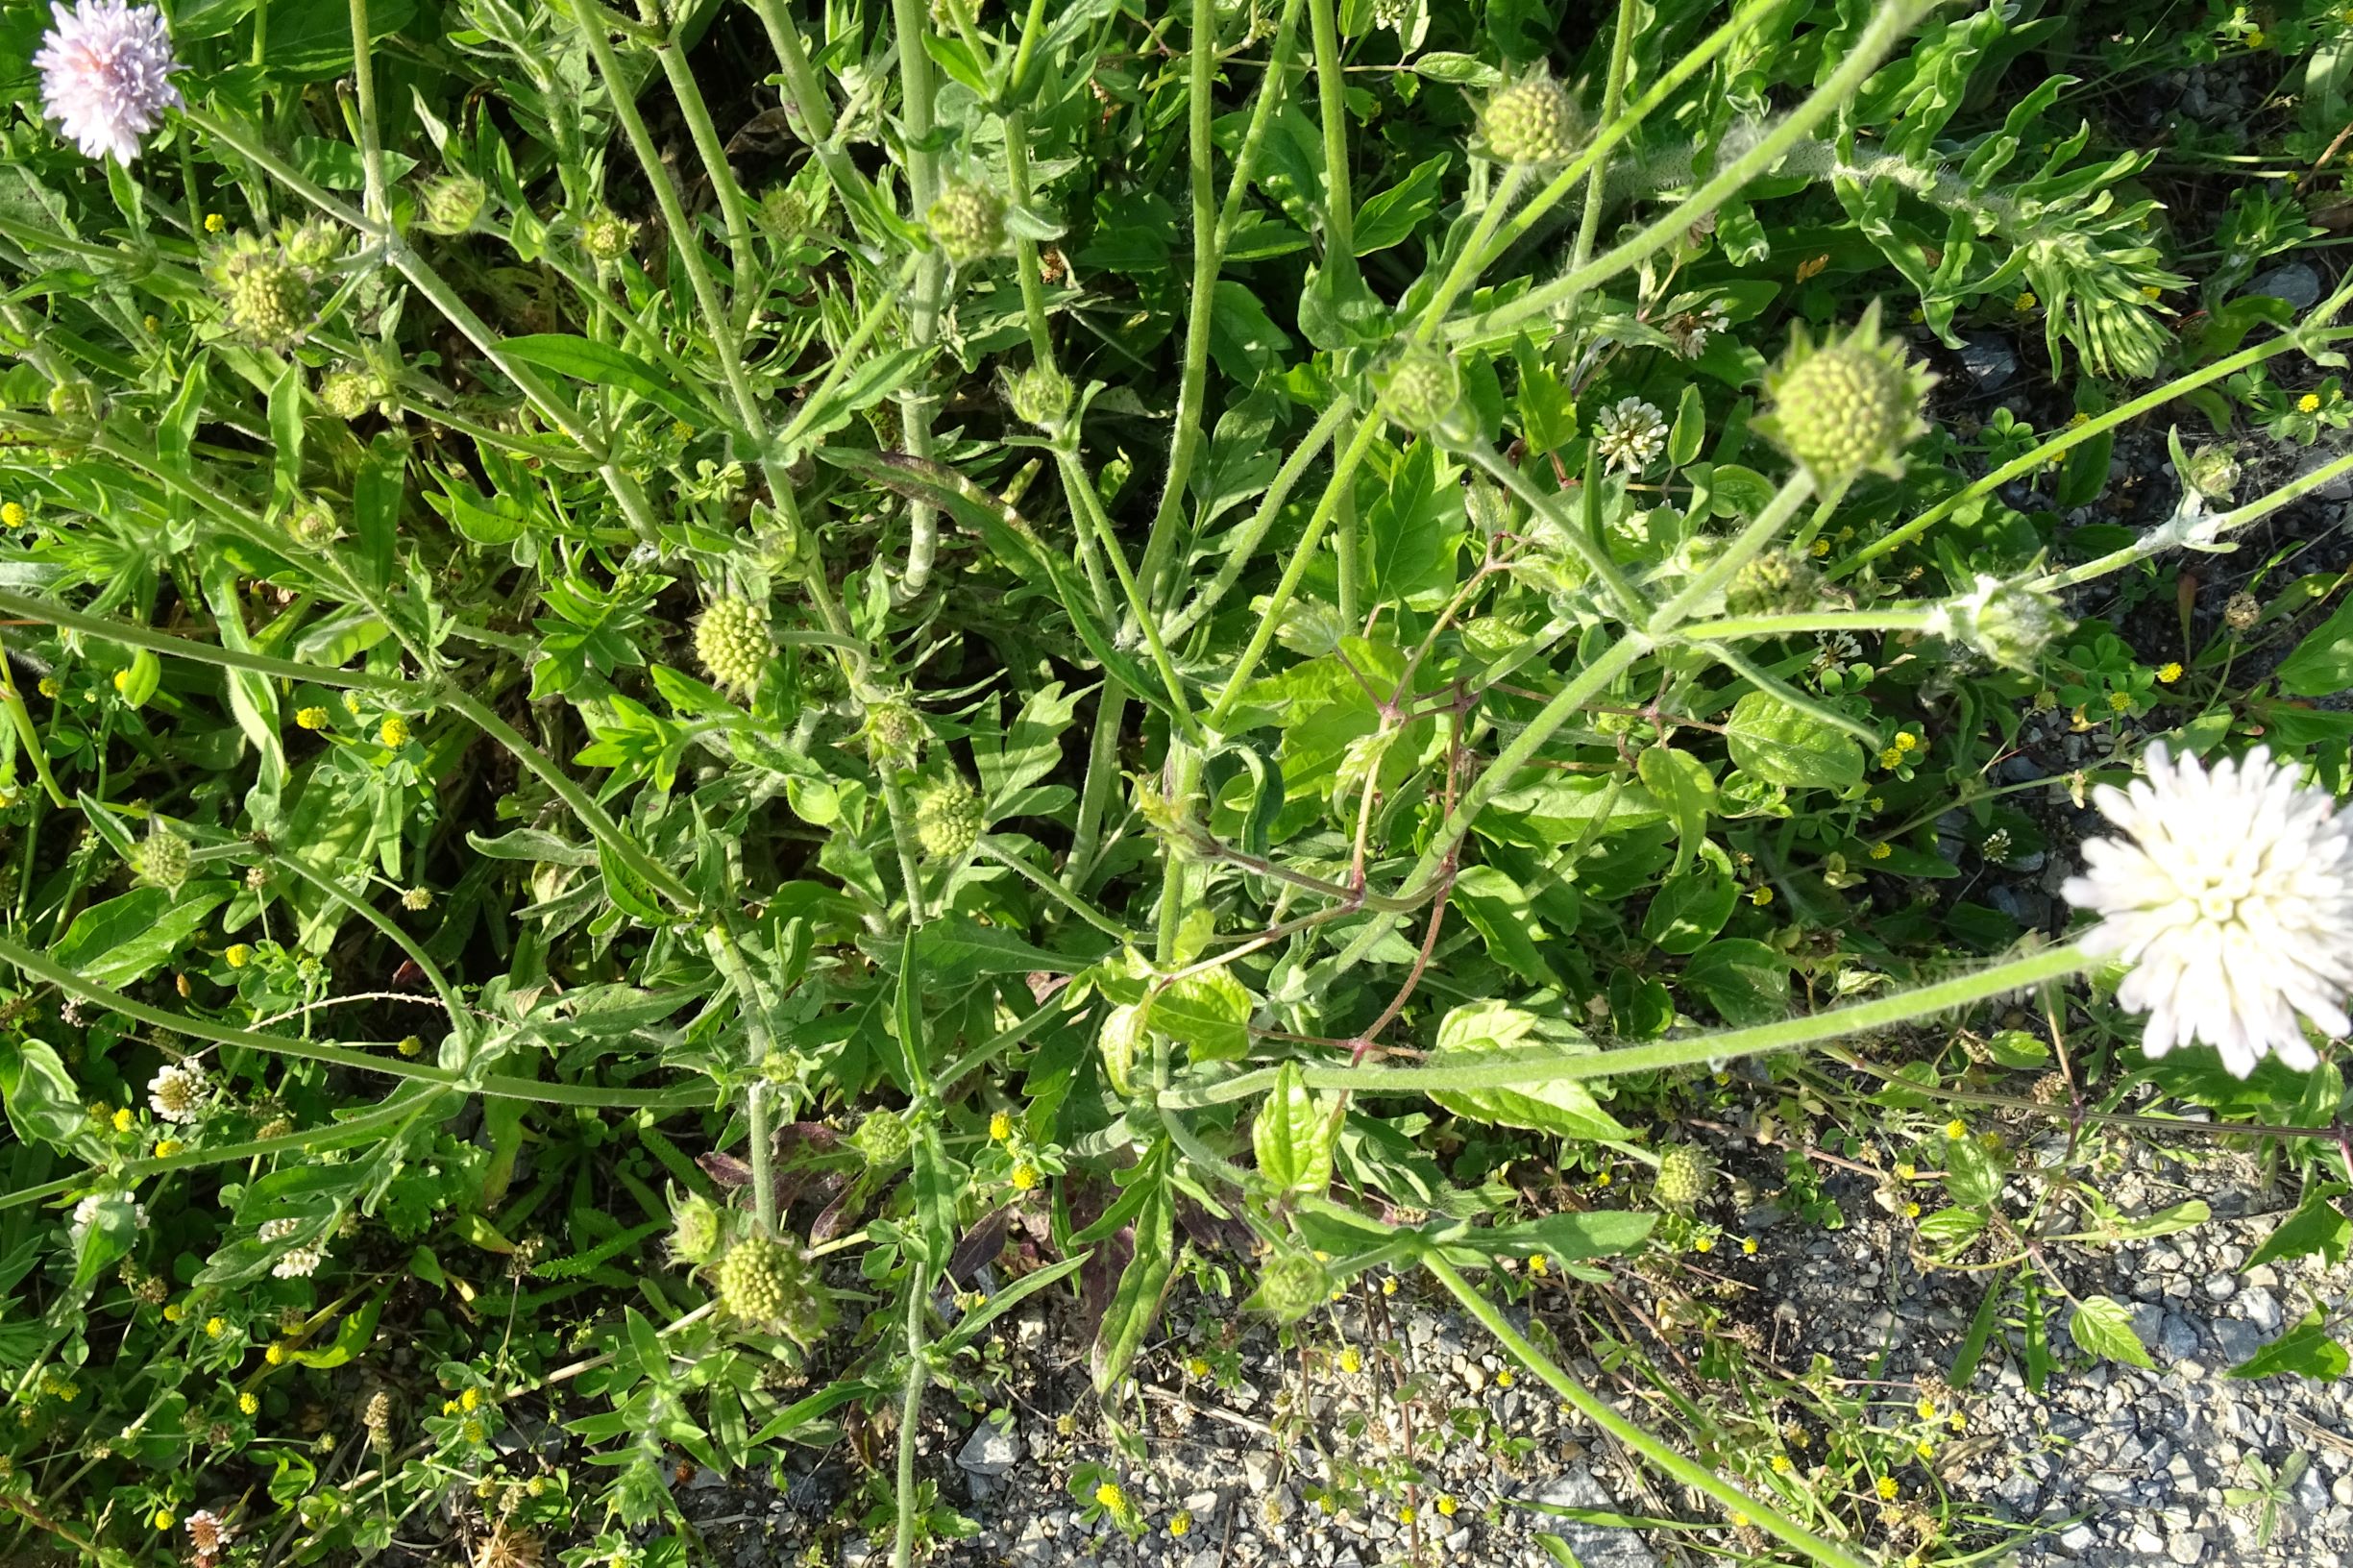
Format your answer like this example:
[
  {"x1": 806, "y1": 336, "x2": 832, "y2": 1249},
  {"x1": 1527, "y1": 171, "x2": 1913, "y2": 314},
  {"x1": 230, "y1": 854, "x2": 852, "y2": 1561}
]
[
  {"x1": 34, "y1": 2, "x2": 184, "y2": 165},
  {"x1": 2062, "y1": 745, "x2": 2353, "y2": 1077},
  {"x1": 67, "y1": 1189, "x2": 146, "y2": 1244},
  {"x1": 1593, "y1": 396, "x2": 1667, "y2": 472},
  {"x1": 271, "y1": 1245, "x2": 326, "y2": 1279},
  {"x1": 146, "y1": 1061, "x2": 206, "y2": 1122},
  {"x1": 257, "y1": 1217, "x2": 301, "y2": 1242}
]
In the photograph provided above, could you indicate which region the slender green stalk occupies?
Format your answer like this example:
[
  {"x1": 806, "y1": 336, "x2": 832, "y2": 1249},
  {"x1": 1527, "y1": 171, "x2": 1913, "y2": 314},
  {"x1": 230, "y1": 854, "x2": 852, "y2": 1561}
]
[
  {"x1": 1570, "y1": 0, "x2": 1638, "y2": 275},
  {"x1": 893, "y1": 1267, "x2": 930, "y2": 1568},
  {"x1": 346, "y1": 0, "x2": 392, "y2": 227},
  {"x1": 1064, "y1": 682, "x2": 1127, "y2": 892},
  {"x1": 748, "y1": 1081, "x2": 780, "y2": 1237},
  {"x1": 1168, "y1": 943, "x2": 2096, "y2": 1109},
  {"x1": 1449, "y1": 2, "x2": 1932, "y2": 344},
  {"x1": 2037, "y1": 448, "x2": 2353, "y2": 592},
  {"x1": 1649, "y1": 470, "x2": 1818, "y2": 629},
  {"x1": 0, "y1": 934, "x2": 711, "y2": 1107},
  {"x1": 744, "y1": 0, "x2": 887, "y2": 233},
  {"x1": 0, "y1": 588, "x2": 406, "y2": 692},
  {"x1": 1461, "y1": 437, "x2": 1649, "y2": 623},
  {"x1": 1054, "y1": 450, "x2": 1205, "y2": 743},
  {"x1": 1423, "y1": 1255, "x2": 1874, "y2": 1568},
  {"x1": 887, "y1": 0, "x2": 948, "y2": 596},
  {"x1": 652, "y1": 30, "x2": 759, "y2": 320},
  {"x1": 1307, "y1": 0, "x2": 1360, "y2": 623},
  {"x1": 880, "y1": 769, "x2": 931, "y2": 928},
  {"x1": 977, "y1": 838, "x2": 1140, "y2": 940},
  {"x1": 1685, "y1": 608, "x2": 1937, "y2": 642},
  {"x1": 1164, "y1": 397, "x2": 1350, "y2": 645},
  {"x1": 1135, "y1": 0, "x2": 1234, "y2": 610}
]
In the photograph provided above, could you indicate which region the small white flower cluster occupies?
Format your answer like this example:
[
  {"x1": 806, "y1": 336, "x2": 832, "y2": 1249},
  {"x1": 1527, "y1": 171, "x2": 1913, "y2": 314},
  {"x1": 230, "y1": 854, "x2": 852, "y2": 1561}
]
[
  {"x1": 2064, "y1": 745, "x2": 2353, "y2": 1077},
  {"x1": 67, "y1": 1189, "x2": 145, "y2": 1244},
  {"x1": 147, "y1": 1062, "x2": 206, "y2": 1122},
  {"x1": 257, "y1": 1216, "x2": 329, "y2": 1277},
  {"x1": 1592, "y1": 396, "x2": 1667, "y2": 473},
  {"x1": 35, "y1": 2, "x2": 183, "y2": 165}
]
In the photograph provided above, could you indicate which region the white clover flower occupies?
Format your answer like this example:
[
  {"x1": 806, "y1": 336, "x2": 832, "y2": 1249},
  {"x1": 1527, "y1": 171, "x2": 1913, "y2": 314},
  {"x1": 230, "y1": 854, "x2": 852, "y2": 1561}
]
[
  {"x1": 146, "y1": 1061, "x2": 206, "y2": 1122},
  {"x1": 2062, "y1": 745, "x2": 2353, "y2": 1077},
  {"x1": 34, "y1": 2, "x2": 184, "y2": 166},
  {"x1": 1593, "y1": 396, "x2": 1667, "y2": 472},
  {"x1": 257, "y1": 1217, "x2": 301, "y2": 1242},
  {"x1": 1664, "y1": 306, "x2": 1728, "y2": 361},
  {"x1": 271, "y1": 1245, "x2": 326, "y2": 1279},
  {"x1": 67, "y1": 1190, "x2": 146, "y2": 1244}
]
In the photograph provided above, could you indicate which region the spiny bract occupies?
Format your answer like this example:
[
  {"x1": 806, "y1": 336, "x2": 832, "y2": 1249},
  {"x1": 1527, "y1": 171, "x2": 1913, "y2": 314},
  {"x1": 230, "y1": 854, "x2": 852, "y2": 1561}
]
[
  {"x1": 861, "y1": 697, "x2": 925, "y2": 767},
  {"x1": 1379, "y1": 349, "x2": 1462, "y2": 435},
  {"x1": 1248, "y1": 1251, "x2": 1331, "y2": 1324},
  {"x1": 926, "y1": 182, "x2": 1006, "y2": 263},
  {"x1": 850, "y1": 1108, "x2": 913, "y2": 1166},
  {"x1": 1481, "y1": 75, "x2": 1579, "y2": 166},
  {"x1": 1757, "y1": 306, "x2": 1933, "y2": 483},
  {"x1": 914, "y1": 776, "x2": 983, "y2": 860},
  {"x1": 695, "y1": 598, "x2": 772, "y2": 694}
]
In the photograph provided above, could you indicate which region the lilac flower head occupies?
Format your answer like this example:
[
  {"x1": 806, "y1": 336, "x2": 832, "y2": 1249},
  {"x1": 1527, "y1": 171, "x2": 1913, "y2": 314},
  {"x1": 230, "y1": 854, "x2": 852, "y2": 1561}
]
[{"x1": 35, "y1": 2, "x2": 184, "y2": 165}]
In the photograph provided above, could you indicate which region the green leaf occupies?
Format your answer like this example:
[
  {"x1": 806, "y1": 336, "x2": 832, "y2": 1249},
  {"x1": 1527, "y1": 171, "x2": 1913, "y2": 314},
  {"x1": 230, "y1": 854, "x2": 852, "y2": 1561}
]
[
  {"x1": 1451, "y1": 865, "x2": 1556, "y2": 984},
  {"x1": 352, "y1": 431, "x2": 404, "y2": 592},
  {"x1": 1724, "y1": 692, "x2": 1865, "y2": 790},
  {"x1": 1091, "y1": 1162, "x2": 1176, "y2": 1394},
  {"x1": 913, "y1": 916, "x2": 1108, "y2": 982},
  {"x1": 1353, "y1": 154, "x2": 1451, "y2": 255},
  {"x1": 2068, "y1": 1293, "x2": 2155, "y2": 1369},
  {"x1": 1206, "y1": 281, "x2": 1294, "y2": 381},
  {"x1": 49, "y1": 886, "x2": 230, "y2": 989},
  {"x1": 1679, "y1": 939, "x2": 1787, "y2": 1026},
  {"x1": 291, "y1": 1293, "x2": 384, "y2": 1369},
  {"x1": 2226, "y1": 1311, "x2": 2350, "y2": 1382},
  {"x1": 1479, "y1": 1209, "x2": 1656, "y2": 1263},
  {"x1": 113, "y1": 648, "x2": 160, "y2": 709},
  {"x1": 1252, "y1": 1062, "x2": 1338, "y2": 1195},
  {"x1": 2275, "y1": 597, "x2": 2353, "y2": 698},
  {"x1": 1944, "y1": 1135, "x2": 2007, "y2": 1208},
  {"x1": 1666, "y1": 381, "x2": 1707, "y2": 468},
  {"x1": 2247, "y1": 1184, "x2": 2351, "y2": 1269},
  {"x1": 597, "y1": 838, "x2": 665, "y2": 925},
  {"x1": 1641, "y1": 864, "x2": 1735, "y2": 956},
  {"x1": 908, "y1": 1118, "x2": 960, "y2": 1269},
  {"x1": 502, "y1": 333, "x2": 724, "y2": 432},
  {"x1": 1152, "y1": 968, "x2": 1253, "y2": 1064},
  {"x1": 1411, "y1": 51, "x2": 1502, "y2": 86},
  {"x1": 0, "y1": 1039, "x2": 96, "y2": 1156},
  {"x1": 1636, "y1": 745, "x2": 1715, "y2": 879},
  {"x1": 1426, "y1": 1001, "x2": 1628, "y2": 1141}
]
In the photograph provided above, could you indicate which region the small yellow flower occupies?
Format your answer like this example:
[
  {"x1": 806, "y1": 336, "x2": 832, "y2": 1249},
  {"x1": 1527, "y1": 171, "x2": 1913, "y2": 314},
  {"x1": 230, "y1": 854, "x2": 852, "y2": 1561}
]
[
  {"x1": 1894, "y1": 732, "x2": 1918, "y2": 752},
  {"x1": 1916, "y1": 1397, "x2": 1938, "y2": 1420},
  {"x1": 1896, "y1": 1160, "x2": 1917, "y2": 1180},
  {"x1": 342, "y1": 690, "x2": 363, "y2": 717},
  {"x1": 265, "y1": 1342, "x2": 288, "y2": 1366},
  {"x1": 238, "y1": 1391, "x2": 259, "y2": 1415},
  {"x1": 1880, "y1": 747, "x2": 1904, "y2": 769},
  {"x1": 1338, "y1": 1346, "x2": 1362, "y2": 1375},
  {"x1": 671, "y1": 421, "x2": 694, "y2": 443},
  {"x1": 153, "y1": 1508, "x2": 175, "y2": 1531},
  {"x1": 162, "y1": 1300, "x2": 184, "y2": 1321},
  {"x1": 1748, "y1": 886, "x2": 1773, "y2": 906},
  {"x1": 204, "y1": 1316, "x2": 225, "y2": 1338},
  {"x1": 112, "y1": 1108, "x2": 134, "y2": 1132},
  {"x1": 2298, "y1": 392, "x2": 2323, "y2": 414},
  {"x1": 2014, "y1": 290, "x2": 2038, "y2": 312},
  {"x1": 442, "y1": 1399, "x2": 460, "y2": 1415},
  {"x1": 459, "y1": 1387, "x2": 481, "y2": 1412},
  {"x1": 398, "y1": 1036, "x2": 423, "y2": 1057},
  {"x1": 1316, "y1": 1493, "x2": 1336, "y2": 1516},
  {"x1": 379, "y1": 716, "x2": 410, "y2": 747},
  {"x1": 1435, "y1": 1494, "x2": 1458, "y2": 1517},
  {"x1": 1772, "y1": 1455, "x2": 1794, "y2": 1475},
  {"x1": 2107, "y1": 691, "x2": 2132, "y2": 712},
  {"x1": 1168, "y1": 1510, "x2": 1192, "y2": 1538},
  {"x1": 1528, "y1": 1254, "x2": 1549, "y2": 1277},
  {"x1": 1381, "y1": 1275, "x2": 1398, "y2": 1296},
  {"x1": 989, "y1": 1111, "x2": 1013, "y2": 1142},
  {"x1": 1741, "y1": 1237, "x2": 1758, "y2": 1256},
  {"x1": 156, "y1": 1139, "x2": 183, "y2": 1158},
  {"x1": 1731, "y1": 1511, "x2": 1751, "y2": 1529},
  {"x1": 1948, "y1": 1411, "x2": 1966, "y2": 1433},
  {"x1": 1945, "y1": 1119, "x2": 1967, "y2": 1140},
  {"x1": 1869, "y1": 842, "x2": 1892, "y2": 861},
  {"x1": 1496, "y1": 1367, "x2": 1516, "y2": 1388},
  {"x1": 1595, "y1": 1169, "x2": 1612, "y2": 1187},
  {"x1": 1868, "y1": 796, "x2": 1884, "y2": 811},
  {"x1": 1877, "y1": 1476, "x2": 1900, "y2": 1501},
  {"x1": 461, "y1": 1418, "x2": 485, "y2": 1444},
  {"x1": 2066, "y1": 411, "x2": 2090, "y2": 429},
  {"x1": 1186, "y1": 1356, "x2": 1210, "y2": 1379},
  {"x1": 1906, "y1": 307, "x2": 1925, "y2": 324},
  {"x1": 1904, "y1": 1201, "x2": 1923, "y2": 1218},
  {"x1": 225, "y1": 943, "x2": 252, "y2": 968},
  {"x1": 295, "y1": 706, "x2": 329, "y2": 731},
  {"x1": 1915, "y1": 1439, "x2": 1936, "y2": 1460},
  {"x1": 37, "y1": 676, "x2": 58, "y2": 698},
  {"x1": 2245, "y1": 28, "x2": 2267, "y2": 48},
  {"x1": 205, "y1": 212, "x2": 225, "y2": 233},
  {"x1": 2156, "y1": 662, "x2": 2183, "y2": 684},
  {"x1": 1398, "y1": 1505, "x2": 1416, "y2": 1526},
  {"x1": 1809, "y1": 538, "x2": 1830, "y2": 557},
  {"x1": 1010, "y1": 1163, "x2": 1040, "y2": 1192},
  {"x1": 1095, "y1": 1482, "x2": 1127, "y2": 1512},
  {"x1": 0, "y1": 502, "x2": 22, "y2": 527},
  {"x1": 1694, "y1": 1235, "x2": 1715, "y2": 1253}
]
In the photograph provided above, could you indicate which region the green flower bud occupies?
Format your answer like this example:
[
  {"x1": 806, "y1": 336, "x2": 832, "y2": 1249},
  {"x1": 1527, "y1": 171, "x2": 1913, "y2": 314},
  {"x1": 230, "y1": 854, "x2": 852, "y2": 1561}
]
[
  {"x1": 714, "y1": 1234, "x2": 826, "y2": 1346},
  {"x1": 1926, "y1": 574, "x2": 2070, "y2": 674},
  {"x1": 1004, "y1": 362, "x2": 1073, "y2": 430},
  {"x1": 44, "y1": 381, "x2": 99, "y2": 424},
  {"x1": 580, "y1": 206, "x2": 639, "y2": 261},
  {"x1": 286, "y1": 497, "x2": 337, "y2": 548},
  {"x1": 926, "y1": 182, "x2": 1006, "y2": 263},
  {"x1": 318, "y1": 371, "x2": 375, "y2": 422},
  {"x1": 420, "y1": 174, "x2": 489, "y2": 235},
  {"x1": 1246, "y1": 1249, "x2": 1331, "y2": 1324},
  {"x1": 862, "y1": 697, "x2": 925, "y2": 768},
  {"x1": 211, "y1": 234, "x2": 314, "y2": 352},
  {"x1": 1378, "y1": 348, "x2": 1464, "y2": 437},
  {"x1": 668, "y1": 1192, "x2": 723, "y2": 1266},
  {"x1": 1653, "y1": 1143, "x2": 1712, "y2": 1211},
  {"x1": 137, "y1": 825, "x2": 190, "y2": 895},
  {"x1": 1481, "y1": 75, "x2": 1580, "y2": 166},
  {"x1": 1097, "y1": 1002, "x2": 1145, "y2": 1097},
  {"x1": 759, "y1": 187, "x2": 810, "y2": 237},
  {"x1": 1723, "y1": 551, "x2": 1818, "y2": 618},
  {"x1": 850, "y1": 1108, "x2": 913, "y2": 1167},
  {"x1": 1756, "y1": 305, "x2": 1934, "y2": 483},
  {"x1": 914, "y1": 775, "x2": 983, "y2": 860},
  {"x1": 695, "y1": 598, "x2": 772, "y2": 695}
]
